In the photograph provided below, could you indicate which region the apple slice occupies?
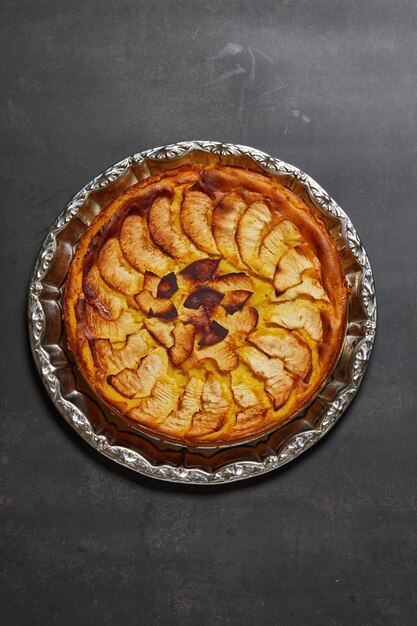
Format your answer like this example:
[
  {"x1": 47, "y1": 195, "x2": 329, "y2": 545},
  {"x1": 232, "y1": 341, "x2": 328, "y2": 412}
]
[
  {"x1": 198, "y1": 320, "x2": 228, "y2": 347},
  {"x1": 84, "y1": 265, "x2": 126, "y2": 320},
  {"x1": 183, "y1": 286, "x2": 224, "y2": 310},
  {"x1": 267, "y1": 300, "x2": 323, "y2": 342},
  {"x1": 157, "y1": 272, "x2": 178, "y2": 299},
  {"x1": 134, "y1": 290, "x2": 178, "y2": 320},
  {"x1": 180, "y1": 190, "x2": 219, "y2": 254},
  {"x1": 91, "y1": 330, "x2": 152, "y2": 375},
  {"x1": 168, "y1": 322, "x2": 196, "y2": 366},
  {"x1": 179, "y1": 258, "x2": 221, "y2": 283},
  {"x1": 273, "y1": 248, "x2": 320, "y2": 292},
  {"x1": 83, "y1": 303, "x2": 143, "y2": 342},
  {"x1": 234, "y1": 406, "x2": 269, "y2": 436},
  {"x1": 187, "y1": 373, "x2": 228, "y2": 437},
  {"x1": 98, "y1": 238, "x2": 142, "y2": 295},
  {"x1": 120, "y1": 214, "x2": 169, "y2": 274},
  {"x1": 215, "y1": 307, "x2": 258, "y2": 340},
  {"x1": 195, "y1": 341, "x2": 239, "y2": 372},
  {"x1": 271, "y1": 274, "x2": 330, "y2": 303},
  {"x1": 258, "y1": 220, "x2": 303, "y2": 278},
  {"x1": 149, "y1": 195, "x2": 194, "y2": 259},
  {"x1": 128, "y1": 379, "x2": 177, "y2": 424},
  {"x1": 213, "y1": 272, "x2": 253, "y2": 292},
  {"x1": 221, "y1": 290, "x2": 253, "y2": 314},
  {"x1": 109, "y1": 347, "x2": 168, "y2": 398},
  {"x1": 161, "y1": 376, "x2": 205, "y2": 436},
  {"x1": 236, "y1": 201, "x2": 271, "y2": 271},
  {"x1": 143, "y1": 270, "x2": 161, "y2": 296},
  {"x1": 212, "y1": 192, "x2": 247, "y2": 267},
  {"x1": 238, "y1": 346, "x2": 293, "y2": 409},
  {"x1": 144, "y1": 318, "x2": 174, "y2": 348},
  {"x1": 249, "y1": 329, "x2": 312, "y2": 379}
]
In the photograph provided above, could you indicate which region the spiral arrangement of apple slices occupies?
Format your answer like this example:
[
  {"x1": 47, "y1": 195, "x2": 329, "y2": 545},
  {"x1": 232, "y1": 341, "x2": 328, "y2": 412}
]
[{"x1": 65, "y1": 164, "x2": 348, "y2": 444}]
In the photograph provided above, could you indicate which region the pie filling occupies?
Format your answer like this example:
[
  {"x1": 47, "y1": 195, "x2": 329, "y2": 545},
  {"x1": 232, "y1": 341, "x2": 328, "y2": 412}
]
[{"x1": 64, "y1": 163, "x2": 348, "y2": 444}]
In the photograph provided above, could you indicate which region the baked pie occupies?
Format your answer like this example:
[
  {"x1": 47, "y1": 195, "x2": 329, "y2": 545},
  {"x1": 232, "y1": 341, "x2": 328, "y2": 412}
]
[{"x1": 64, "y1": 163, "x2": 348, "y2": 444}]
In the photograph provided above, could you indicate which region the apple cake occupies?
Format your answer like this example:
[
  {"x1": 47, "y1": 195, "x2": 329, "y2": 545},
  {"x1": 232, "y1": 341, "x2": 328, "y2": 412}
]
[{"x1": 64, "y1": 163, "x2": 348, "y2": 444}]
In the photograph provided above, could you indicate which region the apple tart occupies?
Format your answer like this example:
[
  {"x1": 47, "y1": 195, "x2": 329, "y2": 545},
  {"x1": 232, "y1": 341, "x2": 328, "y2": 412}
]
[{"x1": 64, "y1": 163, "x2": 348, "y2": 444}]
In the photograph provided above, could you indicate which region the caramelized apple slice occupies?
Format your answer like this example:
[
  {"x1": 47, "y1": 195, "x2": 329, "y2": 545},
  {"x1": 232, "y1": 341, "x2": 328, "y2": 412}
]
[
  {"x1": 144, "y1": 319, "x2": 174, "y2": 348},
  {"x1": 135, "y1": 290, "x2": 178, "y2": 320},
  {"x1": 273, "y1": 248, "x2": 320, "y2": 292},
  {"x1": 214, "y1": 272, "x2": 254, "y2": 292},
  {"x1": 181, "y1": 305, "x2": 211, "y2": 331},
  {"x1": 180, "y1": 190, "x2": 219, "y2": 254},
  {"x1": 120, "y1": 214, "x2": 169, "y2": 274},
  {"x1": 168, "y1": 322, "x2": 196, "y2": 366},
  {"x1": 215, "y1": 307, "x2": 258, "y2": 340},
  {"x1": 157, "y1": 272, "x2": 178, "y2": 299},
  {"x1": 238, "y1": 346, "x2": 293, "y2": 409},
  {"x1": 128, "y1": 379, "x2": 177, "y2": 424},
  {"x1": 109, "y1": 347, "x2": 168, "y2": 398},
  {"x1": 231, "y1": 376, "x2": 267, "y2": 409},
  {"x1": 267, "y1": 300, "x2": 323, "y2": 342},
  {"x1": 236, "y1": 201, "x2": 271, "y2": 271},
  {"x1": 212, "y1": 192, "x2": 247, "y2": 267},
  {"x1": 91, "y1": 330, "x2": 153, "y2": 375},
  {"x1": 148, "y1": 195, "x2": 193, "y2": 259},
  {"x1": 249, "y1": 329, "x2": 312, "y2": 379},
  {"x1": 271, "y1": 274, "x2": 330, "y2": 303},
  {"x1": 187, "y1": 373, "x2": 228, "y2": 437},
  {"x1": 161, "y1": 376, "x2": 205, "y2": 435},
  {"x1": 84, "y1": 265, "x2": 126, "y2": 320},
  {"x1": 98, "y1": 238, "x2": 142, "y2": 295},
  {"x1": 183, "y1": 286, "x2": 224, "y2": 310},
  {"x1": 258, "y1": 220, "x2": 303, "y2": 278},
  {"x1": 234, "y1": 406, "x2": 269, "y2": 436},
  {"x1": 179, "y1": 258, "x2": 221, "y2": 283},
  {"x1": 221, "y1": 290, "x2": 253, "y2": 314},
  {"x1": 198, "y1": 320, "x2": 228, "y2": 347},
  {"x1": 83, "y1": 303, "x2": 142, "y2": 342}
]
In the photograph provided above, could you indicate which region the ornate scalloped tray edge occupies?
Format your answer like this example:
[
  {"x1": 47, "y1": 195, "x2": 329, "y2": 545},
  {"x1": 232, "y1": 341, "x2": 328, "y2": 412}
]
[{"x1": 28, "y1": 141, "x2": 377, "y2": 484}]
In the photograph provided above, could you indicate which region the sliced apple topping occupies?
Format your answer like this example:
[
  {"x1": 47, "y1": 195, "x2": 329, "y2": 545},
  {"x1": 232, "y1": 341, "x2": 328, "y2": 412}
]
[
  {"x1": 144, "y1": 318, "x2": 174, "y2": 348},
  {"x1": 134, "y1": 290, "x2": 178, "y2": 320},
  {"x1": 91, "y1": 330, "x2": 153, "y2": 375},
  {"x1": 84, "y1": 265, "x2": 126, "y2": 320},
  {"x1": 195, "y1": 341, "x2": 239, "y2": 372},
  {"x1": 179, "y1": 258, "x2": 221, "y2": 283},
  {"x1": 109, "y1": 347, "x2": 168, "y2": 398},
  {"x1": 234, "y1": 406, "x2": 269, "y2": 436},
  {"x1": 143, "y1": 270, "x2": 161, "y2": 296},
  {"x1": 187, "y1": 373, "x2": 228, "y2": 437},
  {"x1": 183, "y1": 286, "x2": 224, "y2": 310},
  {"x1": 161, "y1": 376, "x2": 205, "y2": 435},
  {"x1": 272, "y1": 274, "x2": 330, "y2": 303},
  {"x1": 214, "y1": 272, "x2": 254, "y2": 292},
  {"x1": 258, "y1": 220, "x2": 303, "y2": 278},
  {"x1": 212, "y1": 192, "x2": 247, "y2": 267},
  {"x1": 157, "y1": 272, "x2": 178, "y2": 299},
  {"x1": 221, "y1": 290, "x2": 253, "y2": 314},
  {"x1": 198, "y1": 320, "x2": 228, "y2": 347},
  {"x1": 215, "y1": 307, "x2": 258, "y2": 340},
  {"x1": 236, "y1": 201, "x2": 271, "y2": 271},
  {"x1": 238, "y1": 346, "x2": 293, "y2": 409},
  {"x1": 267, "y1": 301, "x2": 323, "y2": 342},
  {"x1": 120, "y1": 214, "x2": 169, "y2": 274},
  {"x1": 249, "y1": 329, "x2": 312, "y2": 379},
  {"x1": 168, "y1": 322, "x2": 196, "y2": 366},
  {"x1": 273, "y1": 248, "x2": 320, "y2": 292},
  {"x1": 128, "y1": 379, "x2": 177, "y2": 424},
  {"x1": 98, "y1": 238, "x2": 142, "y2": 295},
  {"x1": 148, "y1": 195, "x2": 193, "y2": 259},
  {"x1": 83, "y1": 303, "x2": 143, "y2": 342},
  {"x1": 180, "y1": 190, "x2": 219, "y2": 255}
]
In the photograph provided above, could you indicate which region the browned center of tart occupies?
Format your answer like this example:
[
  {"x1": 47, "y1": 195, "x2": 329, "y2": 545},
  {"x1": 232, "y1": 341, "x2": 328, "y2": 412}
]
[{"x1": 64, "y1": 163, "x2": 348, "y2": 444}]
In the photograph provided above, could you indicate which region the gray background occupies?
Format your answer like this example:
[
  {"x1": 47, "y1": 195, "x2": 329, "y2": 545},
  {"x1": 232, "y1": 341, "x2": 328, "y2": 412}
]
[{"x1": 1, "y1": 1, "x2": 416, "y2": 624}]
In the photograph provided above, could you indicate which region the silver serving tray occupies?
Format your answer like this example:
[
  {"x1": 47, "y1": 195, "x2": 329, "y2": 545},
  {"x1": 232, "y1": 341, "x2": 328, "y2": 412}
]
[{"x1": 28, "y1": 141, "x2": 377, "y2": 484}]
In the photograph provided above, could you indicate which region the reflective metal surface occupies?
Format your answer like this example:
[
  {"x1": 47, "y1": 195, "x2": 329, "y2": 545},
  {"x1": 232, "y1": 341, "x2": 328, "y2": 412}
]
[{"x1": 28, "y1": 141, "x2": 377, "y2": 484}]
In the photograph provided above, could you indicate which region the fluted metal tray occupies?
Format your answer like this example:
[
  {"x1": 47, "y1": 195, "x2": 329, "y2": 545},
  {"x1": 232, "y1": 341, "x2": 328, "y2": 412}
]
[{"x1": 28, "y1": 141, "x2": 376, "y2": 484}]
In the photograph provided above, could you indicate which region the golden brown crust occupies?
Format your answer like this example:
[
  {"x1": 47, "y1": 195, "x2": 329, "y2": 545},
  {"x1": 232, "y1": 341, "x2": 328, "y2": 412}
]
[{"x1": 64, "y1": 163, "x2": 348, "y2": 445}]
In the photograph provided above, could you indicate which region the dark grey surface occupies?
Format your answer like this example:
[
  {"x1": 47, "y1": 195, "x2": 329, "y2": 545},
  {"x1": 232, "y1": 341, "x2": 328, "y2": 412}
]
[{"x1": 1, "y1": 1, "x2": 416, "y2": 624}]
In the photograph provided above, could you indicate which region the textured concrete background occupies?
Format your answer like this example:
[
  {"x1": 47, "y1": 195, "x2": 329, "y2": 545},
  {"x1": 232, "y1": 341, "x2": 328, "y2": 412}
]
[{"x1": 1, "y1": 1, "x2": 417, "y2": 624}]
